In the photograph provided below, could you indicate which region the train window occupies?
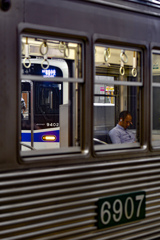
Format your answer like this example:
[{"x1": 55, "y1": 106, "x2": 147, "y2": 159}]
[
  {"x1": 152, "y1": 50, "x2": 160, "y2": 148},
  {"x1": 20, "y1": 35, "x2": 83, "y2": 155},
  {"x1": 94, "y1": 45, "x2": 142, "y2": 150}
]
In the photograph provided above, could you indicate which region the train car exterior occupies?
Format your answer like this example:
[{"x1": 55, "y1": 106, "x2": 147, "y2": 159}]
[{"x1": 0, "y1": 0, "x2": 160, "y2": 239}]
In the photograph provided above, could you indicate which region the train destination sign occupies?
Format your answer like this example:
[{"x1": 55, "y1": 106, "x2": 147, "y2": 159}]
[{"x1": 97, "y1": 191, "x2": 146, "y2": 229}]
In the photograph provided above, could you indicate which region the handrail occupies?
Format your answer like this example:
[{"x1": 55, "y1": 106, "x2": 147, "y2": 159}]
[{"x1": 20, "y1": 142, "x2": 36, "y2": 150}]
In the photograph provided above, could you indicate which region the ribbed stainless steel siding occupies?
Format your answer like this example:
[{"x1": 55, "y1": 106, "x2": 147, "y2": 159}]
[{"x1": 1, "y1": 158, "x2": 160, "y2": 240}]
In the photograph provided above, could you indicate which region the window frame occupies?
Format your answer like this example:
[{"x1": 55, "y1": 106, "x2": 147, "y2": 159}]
[
  {"x1": 151, "y1": 48, "x2": 160, "y2": 150},
  {"x1": 18, "y1": 24, "x2": 88, "y2": 163},
  {"x1": 93, "y1": 39, "x2": 145, "y2": 155}
]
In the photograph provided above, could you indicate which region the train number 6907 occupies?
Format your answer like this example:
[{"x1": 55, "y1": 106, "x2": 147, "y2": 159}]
[{"x1": 97, "y1": 192, "x2": 146, "y2": 229}]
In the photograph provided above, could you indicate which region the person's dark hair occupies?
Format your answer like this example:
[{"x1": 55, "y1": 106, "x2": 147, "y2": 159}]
[{"x1": 119, "y1": 110, "x2": 131, "y2": 121}]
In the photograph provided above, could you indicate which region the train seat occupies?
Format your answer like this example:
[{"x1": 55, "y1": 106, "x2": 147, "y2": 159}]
[{"x1": 94, "y1": 130, "x2": 112, "y2": 144}]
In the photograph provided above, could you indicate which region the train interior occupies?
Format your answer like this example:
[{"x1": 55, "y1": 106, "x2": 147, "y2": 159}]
[
  {"x1": 152, "y1": 51, "x2": 160, "y2": 146},
  {"x1": 20, "y1": 36, "x2": 160, "y2": 152},
  {"x1": 94, "y1": 46, "x2": 141, "y2": 148},
  {"x1": 21, "y1": 36, "x2": 82, "y2": 151}
]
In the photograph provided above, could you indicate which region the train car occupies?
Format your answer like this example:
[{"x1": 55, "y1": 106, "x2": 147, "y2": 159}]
[
  {"x1": 0, "y1": 0, "x2": 160, "y2": 239},
  {"x1": 21, "y1": 58, "x2": 69, "y2": 150}
]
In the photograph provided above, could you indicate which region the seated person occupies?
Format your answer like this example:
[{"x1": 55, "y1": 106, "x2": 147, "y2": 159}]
[
  {"x1": 109, "y1": 111, "x2": 136, "y2": 144},
  {"x1": 21, "y1": 97, "x2": 26, "y2": 119}
]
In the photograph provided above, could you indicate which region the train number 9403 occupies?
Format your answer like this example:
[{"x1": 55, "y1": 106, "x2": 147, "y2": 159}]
[{"x1": 97, "y1": 192, "x2": 146, "y2": 229}]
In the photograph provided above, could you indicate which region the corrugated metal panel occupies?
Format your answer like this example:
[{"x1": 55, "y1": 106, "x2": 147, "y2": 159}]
[{"x1": 1, "y1": 158, "x2": 160, "y2": 240}]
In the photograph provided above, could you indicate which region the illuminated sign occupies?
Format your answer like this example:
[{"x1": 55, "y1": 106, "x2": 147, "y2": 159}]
[{"x1": 42, "y1": 69, "x2": 56, "y2": 77}]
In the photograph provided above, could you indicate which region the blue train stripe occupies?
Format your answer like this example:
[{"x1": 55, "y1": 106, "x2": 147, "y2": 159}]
[{"x1": 21, "y1": 130, "x2": 59, "y2": 142}]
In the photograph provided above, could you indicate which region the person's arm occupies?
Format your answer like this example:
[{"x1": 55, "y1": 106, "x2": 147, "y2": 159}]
[
  {"x1": 128, "y1": 130, "x2": 136, "y2": 142},
  {"x1": 109, "y1": 129, "x2": 121, "y2": 144}
]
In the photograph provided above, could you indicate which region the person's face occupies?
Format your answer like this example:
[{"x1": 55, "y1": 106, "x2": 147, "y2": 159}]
[{"x1": 122, "y1": 114, "x2": 132, "y2": 129}]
